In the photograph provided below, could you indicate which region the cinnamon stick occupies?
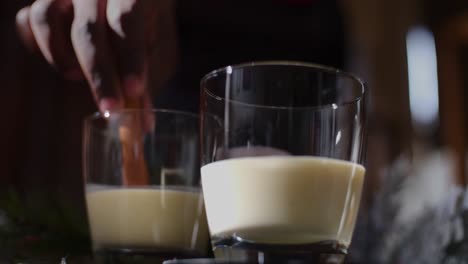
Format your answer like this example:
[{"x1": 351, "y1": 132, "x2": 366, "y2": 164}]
[{"x1": 119, "y1": 99, "x2": 150, "y2": 186}]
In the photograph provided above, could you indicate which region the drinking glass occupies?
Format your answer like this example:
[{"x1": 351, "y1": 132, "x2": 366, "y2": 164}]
[
  {"x1": 83, "y1": 109, "x2": 209, "y2": 263},
  {"x1": 200, "y1": 61, "x2": 366, "y2": 263}
]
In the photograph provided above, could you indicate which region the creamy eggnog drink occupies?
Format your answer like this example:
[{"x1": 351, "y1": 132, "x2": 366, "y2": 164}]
[
  {"x1": 201, "y1": 156, "x2": 365, "y2": 252},
  {"x1": 86, "y1": 186, "x2": 209, "y2": 256}
]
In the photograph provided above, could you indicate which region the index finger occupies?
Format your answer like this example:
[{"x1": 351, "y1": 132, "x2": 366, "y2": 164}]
[
  {"x1": 71, "y1": 0, "x2": 122, "y2": 112},
  {"x1": 107, "y1": 0, "x2": 147, "y2": 99},
  {"x1": 16, "y1": 6, "x2": 40, "y2": 52}
]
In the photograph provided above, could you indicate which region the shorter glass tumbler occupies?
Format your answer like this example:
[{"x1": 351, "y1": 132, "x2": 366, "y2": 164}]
[{"x1": 83, "y1": 109, "x2": 209, "y2": 262}]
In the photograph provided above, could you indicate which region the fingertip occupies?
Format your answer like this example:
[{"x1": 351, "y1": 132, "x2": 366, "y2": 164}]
[
  {"x1": 16, "y1": 6, "x2": 39, "y2": 52},
  {"x1": 99, "y1": 98, "x2": 123, "y2": 113},
  {"x1": 16, "y1": 7, "x2": 29, "y2": 28}
]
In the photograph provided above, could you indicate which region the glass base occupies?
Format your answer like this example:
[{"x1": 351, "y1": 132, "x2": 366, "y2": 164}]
[
  {"x1": 93, "y1": 247, "x2": 205, "y2": 264},
  {"x1": 212, "y1": 237, "x2": 347, "y2": 264}
]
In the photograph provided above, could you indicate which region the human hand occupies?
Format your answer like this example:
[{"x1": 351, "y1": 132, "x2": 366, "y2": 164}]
[{"x1": 16, "y1": 0, "x2": 166, "y2": 112}]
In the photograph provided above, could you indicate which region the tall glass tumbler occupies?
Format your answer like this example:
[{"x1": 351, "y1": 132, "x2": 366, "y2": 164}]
[
  {"x1": 200, "y1": 62, "x2": 366, "y2": 263},
  {"x1": 83, "y1": 109, "x2": 209, "y2": 263}
]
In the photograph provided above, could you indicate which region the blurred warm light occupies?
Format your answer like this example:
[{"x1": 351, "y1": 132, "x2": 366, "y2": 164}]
[{"x1": 406, "y1": 26, "x2": 439, "y2": 126}]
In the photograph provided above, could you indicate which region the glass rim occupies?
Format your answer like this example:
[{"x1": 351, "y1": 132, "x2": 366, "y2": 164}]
[
  {"x1": 201, "y1": 60, "x2": 366, "y2": 111},
  {"x1": 84, "y1": 108, "x2": 199, "y2": 124}
]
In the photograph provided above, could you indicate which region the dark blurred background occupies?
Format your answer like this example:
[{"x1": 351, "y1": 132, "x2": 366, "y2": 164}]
[{"x1": 0, "y1": 0, "x2": 468, "y2": 262}]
